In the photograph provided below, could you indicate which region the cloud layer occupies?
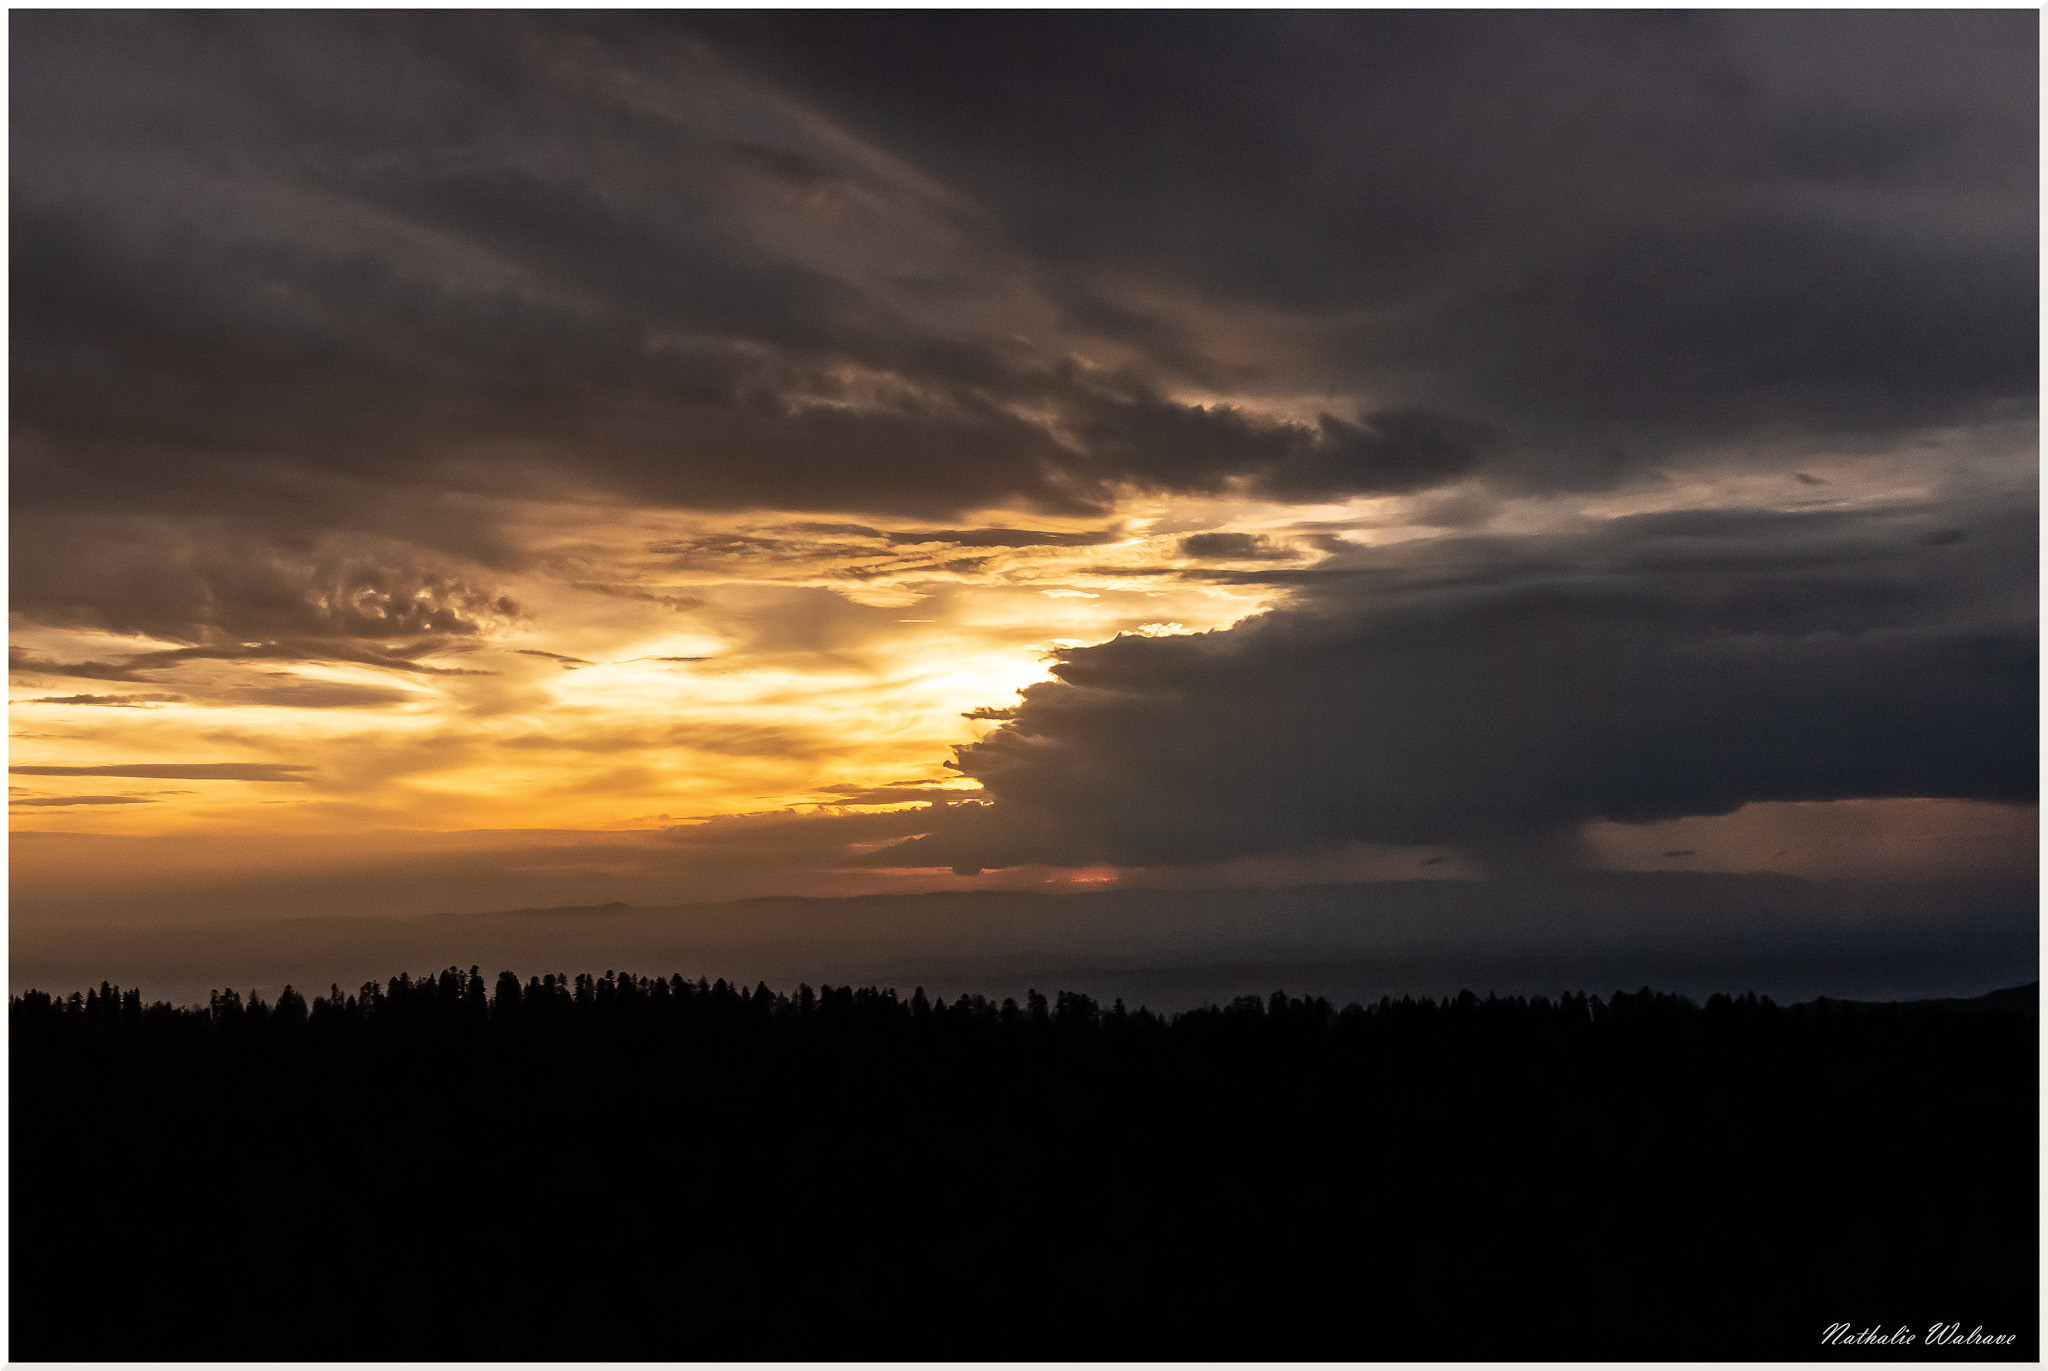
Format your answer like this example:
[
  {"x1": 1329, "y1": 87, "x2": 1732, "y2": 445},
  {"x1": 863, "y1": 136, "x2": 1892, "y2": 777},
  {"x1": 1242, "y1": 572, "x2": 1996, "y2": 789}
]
[
  {"x1": 16, "y1": 14, "x2": 2032, "y2": 536},
  {"x1": 889, "y1": 502, "x2": 2035, "y2": 870},
  {"x1": 10, "y1": 12, "x2": 2035, "y2": 900}
]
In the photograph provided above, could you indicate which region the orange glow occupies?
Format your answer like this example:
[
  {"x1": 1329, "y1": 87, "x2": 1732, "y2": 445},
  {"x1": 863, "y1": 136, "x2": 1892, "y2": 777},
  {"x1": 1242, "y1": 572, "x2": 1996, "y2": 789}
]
[
  {"x1": 8, "y1": 498, "x2": 1295, "y2": 838},
  {"x1": 14, "y1": 486, "x2": 2026, "y2": 898}
]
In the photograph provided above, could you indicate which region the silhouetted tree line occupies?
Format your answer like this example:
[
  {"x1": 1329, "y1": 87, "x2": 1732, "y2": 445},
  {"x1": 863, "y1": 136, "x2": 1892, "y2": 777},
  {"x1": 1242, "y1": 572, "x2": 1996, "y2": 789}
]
[{"x1": 12, "y1": 970, "x2": 2036, "y2": 1360}]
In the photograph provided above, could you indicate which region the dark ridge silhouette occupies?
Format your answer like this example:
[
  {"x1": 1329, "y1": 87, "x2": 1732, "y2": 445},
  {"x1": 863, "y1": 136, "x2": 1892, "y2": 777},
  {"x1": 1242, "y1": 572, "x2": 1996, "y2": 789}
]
[
  {"x1": 1808, "y1": 981, "x2": 2038, "y2": 1018},
  {"x1": 12, "y1": 970, "x2": 2037, "y2": 1360}
]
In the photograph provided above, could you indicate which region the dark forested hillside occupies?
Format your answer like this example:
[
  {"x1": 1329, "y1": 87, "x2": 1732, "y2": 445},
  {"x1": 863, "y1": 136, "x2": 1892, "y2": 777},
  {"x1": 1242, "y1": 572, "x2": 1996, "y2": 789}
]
[{"x1": 12, "y1": 970, "x2": 2037, "y2": 1360}]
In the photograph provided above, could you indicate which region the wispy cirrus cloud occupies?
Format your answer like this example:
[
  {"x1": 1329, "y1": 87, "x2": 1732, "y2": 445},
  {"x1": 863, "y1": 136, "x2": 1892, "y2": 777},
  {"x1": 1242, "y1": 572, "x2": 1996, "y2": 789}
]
[
  {"x1": 12, "y1": 795, "x2": 159, "y2": 807},
  {"x1": 12, "y1": 764, "x2": 315, "y2": 783}
]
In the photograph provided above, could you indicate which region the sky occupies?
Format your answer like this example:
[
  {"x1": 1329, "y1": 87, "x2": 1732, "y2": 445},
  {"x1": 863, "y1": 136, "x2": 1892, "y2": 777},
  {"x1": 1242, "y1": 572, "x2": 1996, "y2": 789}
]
[{"x1": 9, "y1": 12, "x2": 2038, "y2": 998}]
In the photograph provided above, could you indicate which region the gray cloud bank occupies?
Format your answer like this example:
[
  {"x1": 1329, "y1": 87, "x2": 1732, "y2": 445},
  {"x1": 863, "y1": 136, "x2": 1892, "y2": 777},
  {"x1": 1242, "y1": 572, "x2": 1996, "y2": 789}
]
[
  {"x1": 887, "y1": 502, "x2": 2035, "y2": 869},
  {"x1": 685, "y1": 11, "x2": 2035, "y2": 455}
]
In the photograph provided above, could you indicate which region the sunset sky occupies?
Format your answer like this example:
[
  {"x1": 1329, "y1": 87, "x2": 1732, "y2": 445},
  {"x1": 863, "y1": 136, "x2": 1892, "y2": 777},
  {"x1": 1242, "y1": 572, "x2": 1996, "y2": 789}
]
[{"x1": 10, "y1": 12, "x2": 2036, "y2": 997}]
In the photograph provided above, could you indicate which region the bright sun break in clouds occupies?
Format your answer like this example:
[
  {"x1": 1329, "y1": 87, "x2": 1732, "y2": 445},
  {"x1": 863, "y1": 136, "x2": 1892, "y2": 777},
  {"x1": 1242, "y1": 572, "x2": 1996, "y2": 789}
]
[{"x1": 10, "y1": 501, "x2": 1301, "y2": 836}]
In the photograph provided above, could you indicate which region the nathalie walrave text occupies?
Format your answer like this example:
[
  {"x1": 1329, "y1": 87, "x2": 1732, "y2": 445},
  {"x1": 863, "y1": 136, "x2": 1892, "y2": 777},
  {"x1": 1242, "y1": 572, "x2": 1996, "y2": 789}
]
[{"x1": 1823, "y1": 1323, "x2": 2018, "y2": 1347}]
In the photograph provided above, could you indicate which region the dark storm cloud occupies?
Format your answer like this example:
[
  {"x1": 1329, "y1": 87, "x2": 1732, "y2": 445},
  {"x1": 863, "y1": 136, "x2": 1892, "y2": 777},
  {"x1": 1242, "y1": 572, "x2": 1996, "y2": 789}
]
[
  {"x1": 12, "y1": 764, "x2": 314, "y2": 782},
  {"x1": 1055, "y1": 397, "x2": 1490, "y2": 500},
  {"x1": 871, "y1": 503, "x2": 2036, "y2": 871},
  {"x1": 10, "y1": 6, "x2": 1501, "y2": 592},
  {"x1": 17, "y1": 12, "x2": 2027, "y2": 581},
  {"x1": 692, "y1": 10, "x2": 2035, "y2": 463}
]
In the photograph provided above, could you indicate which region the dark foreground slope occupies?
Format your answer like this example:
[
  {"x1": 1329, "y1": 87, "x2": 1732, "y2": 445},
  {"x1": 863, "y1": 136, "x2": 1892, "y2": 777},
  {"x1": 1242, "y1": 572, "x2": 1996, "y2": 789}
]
[{"x1": 12, "y1": 972, "x2": 2038, "y2": 1360}]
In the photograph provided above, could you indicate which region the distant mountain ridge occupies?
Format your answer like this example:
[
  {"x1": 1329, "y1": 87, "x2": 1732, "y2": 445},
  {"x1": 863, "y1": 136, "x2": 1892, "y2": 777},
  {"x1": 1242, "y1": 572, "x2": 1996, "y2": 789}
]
[
  {"x1": 1803, "y1": 981, "x2": 2037, "y2": 1017},
  {"x1": 15, "y1": 872, "x2": 2036, "y2": 1013}
]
